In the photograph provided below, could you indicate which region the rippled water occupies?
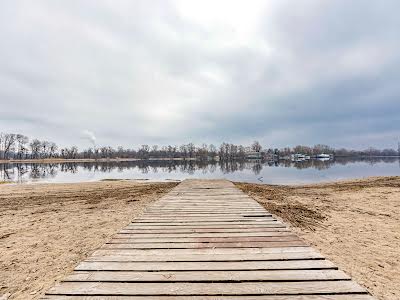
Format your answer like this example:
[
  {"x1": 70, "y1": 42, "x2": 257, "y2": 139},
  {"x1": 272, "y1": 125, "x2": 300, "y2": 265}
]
[{"x1": 1, "y1": 157, "x2": 399, "y2": 185}]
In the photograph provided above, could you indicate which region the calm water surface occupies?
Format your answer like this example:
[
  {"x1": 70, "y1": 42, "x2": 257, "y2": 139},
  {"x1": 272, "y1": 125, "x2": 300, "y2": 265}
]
[{"x1": 1, "y1": 157, "x2": 399, "y2": 185}]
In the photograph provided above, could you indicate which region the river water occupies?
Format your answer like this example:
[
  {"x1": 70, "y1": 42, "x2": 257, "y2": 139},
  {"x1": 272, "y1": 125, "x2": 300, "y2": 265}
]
[{"x1": 1, "y1": 157, "x2": 399, "y2": 185}]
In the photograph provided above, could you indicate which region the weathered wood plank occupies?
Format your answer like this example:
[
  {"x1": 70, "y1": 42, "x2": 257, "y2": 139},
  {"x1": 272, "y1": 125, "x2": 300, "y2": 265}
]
[
  {"x1": 108, "y1": 236, "x2": 300, "y2": 243},
  {"x1": 120, "y1": 228, "x2": 289, "y2": 233},
  {"x1": 92, "y1": 246, "x2": 317, "y2": 256},
  {"x1": 129, "y1": 221, "x2": 281, "y2": 225},
  {"x1": 42, "y1": 295, "x2": 376, "y2": 300},
  {"x1": 101, "y1": 241, "x2": 308, "y2": 249},
  {"x1": 132, "y1": 218, "x2": 276, "y2": 223},
  {"x1": 86, "y1": 251, "x2": 324, "y2": 262},
  {"x1": 127, "y1": 222, "x2": 283, "y2": 227},
  {"x1": 114, "y1": 231, "x2": 293, "y2": 238},
  {"x1": 138, "y1": 214, "x2": 273, "y2": 217},
  {"x1": 137, "y1": 215, "x2": 273, "y2": 219},
  {"x1": 65, "y1": 269, "x2": 349, "y2": 282},
  {"x1": 46, "y1": 281, "x2": 366, "y2": 295},
  {"x1": 147, "y1": 207, "x2": 266, "y2": 211},
  {"x1": 154, "y1": 203, "x2": 257, "y2": 205},
  {"x1": 75, "y1": 260, "x2": 337, "y2": 271},
  {"x1": 146, "y1": 210, "x2": 264, "y2": 212}
]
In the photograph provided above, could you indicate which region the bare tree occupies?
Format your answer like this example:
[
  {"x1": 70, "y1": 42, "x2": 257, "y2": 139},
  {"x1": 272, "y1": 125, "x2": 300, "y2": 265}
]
[
  {"x1": 16, "y1": 134, "x2": 29, "y2": 159},
  {"x1": 179, "y1": 145, "x2": 188, "y2": 158},
  {"x1": 1, "y1": 133, "x2": 17, "y2": 159},
  {"x1": 69, "y1": 146, "x2": 78, "y2": 159},
  {"x1": 30, "y1": 139, "x2": 41, "y2": 159},
  {"x1": 48, "y1": 142, "x2": 58, "y2": 158},
  {"x1": 41, "y1": 141, "x2": 51, "y2": 158},
  {"x1": 139, "y1": 145, "x2": 150, "y2": 159},
  {"x1": 251, "y1": 141, "x2": 262, "y2": 152},
  {"x1": 209, "y1": 144, "x2": 217, "y2": 159},
  {"x1": 187, "y1": 143, "x2": 195, "y2": 158}
]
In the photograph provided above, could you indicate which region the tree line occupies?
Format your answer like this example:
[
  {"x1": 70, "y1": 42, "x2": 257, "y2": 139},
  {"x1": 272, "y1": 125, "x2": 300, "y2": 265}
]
[{"x1": 0, "y1": 132, "x2": 399, "y2": 161}]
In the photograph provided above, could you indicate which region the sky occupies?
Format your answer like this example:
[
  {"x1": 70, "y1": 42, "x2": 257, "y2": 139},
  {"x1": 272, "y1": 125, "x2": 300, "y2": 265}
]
[{"x1": 1, "y1": 0, "x2": 399, "y2": 150}]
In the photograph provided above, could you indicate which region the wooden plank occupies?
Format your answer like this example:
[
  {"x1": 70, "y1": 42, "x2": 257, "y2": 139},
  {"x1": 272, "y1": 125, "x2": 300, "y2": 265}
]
[
  {"x1": 125, "y1": 226, "x2": 286, "y2": 230},
  {"x1": 129, "y1": 221, "x2": 280, "y2": 225},
  {"x1": 132, "y1": 218, "x2": 277, "y2": 221},
  {"x1": 75, "y1": 260, "x2": 336, "y2": 271},
  {"x1": 101, "y1": 241, "x2": 308, "y2": 249},
  {"x1": 168, "y1": 195, "x2": 247, "y2": 197},
  {"x1": 152, "y1": 200, "x2": 256, "y2": 202},
  {"x1": 144, "y1": 208, "x2": 266, "y2": 211},
  {"x1": 152, "y1": 203, "x2": 260, "y2": 205},
  {"x1": 114, "y1": 231, "x2": 293, "y2": 238},
  {"x1": 143, "y1": 212, "x2": 268, "y2": 214},
  {"x1": 149, "y1": 204, "x2": 262, "y2": 206},
  {"x1": 92, "y1": 247, "x2": 317, "y2": 256},
  {"x1": 148, "y1": 207, "x2": 264, "y2": 210},
  {"x1": 65, "y1": 269, "x2": 349, "y2": 282},
  {"x1": 86, "y1": 251, "x2": 324, "y2": 262},
  {"x1": 157, "y1": 199, "x2": 255, "y2": 202},
  {"x1": 141, "y1": 214, "x2": 269, "y2": 217},
  {"x1": 142, "y1": 213, "x2": 268, "y2": 216},
  {"x1": 133, "y1": 218, "x2": 276, "y2": 223},
  {"x1": 148, "y1": 209, "x2": 269, "y2": 213},
  {"x1": 140, "y1": 216, "x2": 272, "y2": 218},
  {"x1": 107, "y1": 236, "x2": 301, "y2": 243},
  {"x1": 158, "y1": 201, "x2": 256, "y2": 203},
  {"x1": 160, "y1": 194, "x2": 250, "y2": 197},
  {"x1": 45, "y1": 281, "x2": 366, "y2": 295},
  {"x1": 123, "y1": 227, "x2": 287, "y2": 231},
  {"x1": 135, "y1": 218, "x2": 275, "y2": 221},
  {"x1": 120, "y1": 228, "x2": 289, "y2": 233},
  {"x1": 127, "y1": 221, "x2": 283, "y2": 227},
  {"x1": 41, "y1": 295, "x2": 376, "y2": 300},
  {"x1": 142, "y1": 213, "x2": 269, "y2": 216},
  {"x1": 152, "y1": 203, "x2": 259, "y2": 205}
]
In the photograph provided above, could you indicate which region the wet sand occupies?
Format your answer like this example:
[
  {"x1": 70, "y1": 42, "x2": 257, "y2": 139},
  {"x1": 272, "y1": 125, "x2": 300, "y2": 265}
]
[{"x1": 236, "y1": 176, "x2": 400, "y2": 300}]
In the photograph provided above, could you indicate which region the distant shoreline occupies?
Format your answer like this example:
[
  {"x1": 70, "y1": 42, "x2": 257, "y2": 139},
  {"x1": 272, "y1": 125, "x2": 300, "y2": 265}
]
[
  {"x1": 0, "y1": 157, "x2": 199, "y2": 164},
  {"x1": 0, "y1": 155, "x2": 399, "y2": 164}
]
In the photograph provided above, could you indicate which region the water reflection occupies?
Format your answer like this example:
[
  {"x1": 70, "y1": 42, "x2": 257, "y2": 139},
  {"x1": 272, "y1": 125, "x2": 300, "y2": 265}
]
[{"x1": 1, "y1": 157, "x2": 399, "y2": 184}]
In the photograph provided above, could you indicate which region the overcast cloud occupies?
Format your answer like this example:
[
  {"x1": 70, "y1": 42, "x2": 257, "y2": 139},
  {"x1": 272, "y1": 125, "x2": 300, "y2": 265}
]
[{"x1": 1, "y1": 0, "x2": 399, "y2": 149}]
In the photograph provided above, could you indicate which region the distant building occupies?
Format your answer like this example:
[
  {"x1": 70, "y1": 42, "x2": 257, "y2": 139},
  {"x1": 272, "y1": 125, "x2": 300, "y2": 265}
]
[{"x1": 245, "y1": 147, "x2": 262, "y2": 159}]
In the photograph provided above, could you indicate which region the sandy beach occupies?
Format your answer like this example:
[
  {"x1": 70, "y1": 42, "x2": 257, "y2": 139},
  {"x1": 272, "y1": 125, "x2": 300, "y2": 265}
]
[
  {"x1": 236, "y1": 176, "x2": 400, "y2": 300},
  {"x1": 0, "y1": 180, "x2": 178, "y2": 300},
  {"x1": 0, "y1": 177, "x2": 399, "y2": 299}
]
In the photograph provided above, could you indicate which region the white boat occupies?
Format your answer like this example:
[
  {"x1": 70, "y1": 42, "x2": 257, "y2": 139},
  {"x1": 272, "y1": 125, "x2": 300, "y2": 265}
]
[
  {"x1": 291, "y1": 153, "x2": 306, "y2": 162},
  {"x1": 316, "y1": 153, "x2": 330, "y2": 159}
]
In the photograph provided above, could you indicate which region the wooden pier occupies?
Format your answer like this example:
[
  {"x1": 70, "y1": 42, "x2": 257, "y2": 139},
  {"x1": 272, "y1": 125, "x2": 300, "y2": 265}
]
[{"x1": 42, "y1": 179, "x2": 374, "y2": 299}]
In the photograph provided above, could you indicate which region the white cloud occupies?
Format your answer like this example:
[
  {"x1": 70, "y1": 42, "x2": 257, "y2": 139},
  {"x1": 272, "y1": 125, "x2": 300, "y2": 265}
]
[{"x1": 0, "y1": 0, "x2": 399, "y2": 149}]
